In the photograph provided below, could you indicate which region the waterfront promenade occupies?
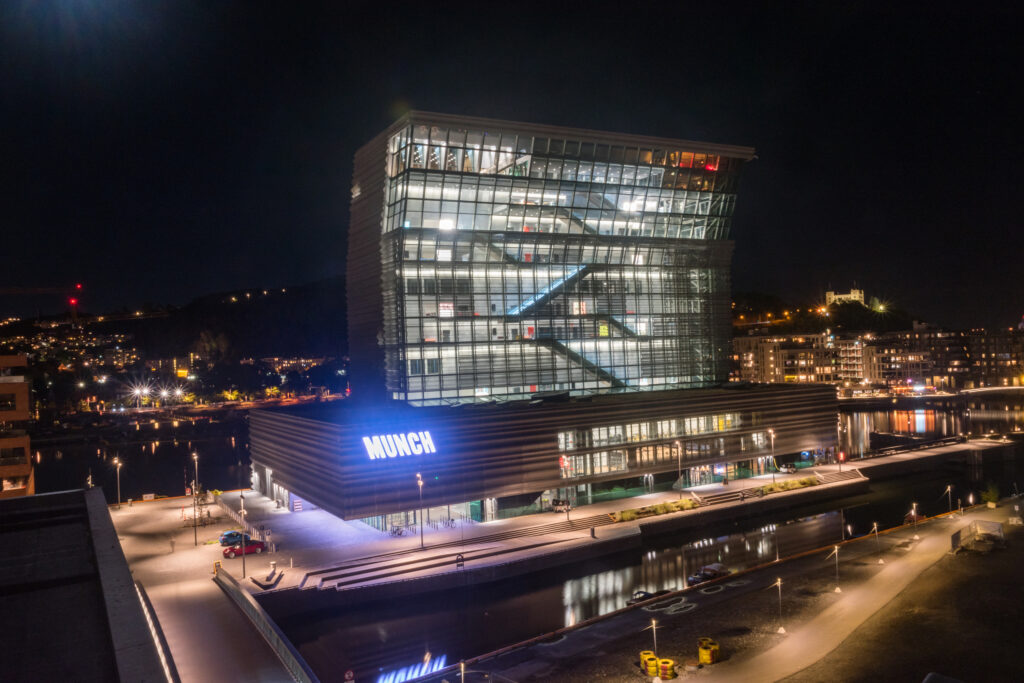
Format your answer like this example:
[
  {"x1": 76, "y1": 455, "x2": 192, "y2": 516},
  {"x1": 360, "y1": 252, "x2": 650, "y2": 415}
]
[{"x1": 111, "y1": 437, "x2": 1014, "y2": 682}]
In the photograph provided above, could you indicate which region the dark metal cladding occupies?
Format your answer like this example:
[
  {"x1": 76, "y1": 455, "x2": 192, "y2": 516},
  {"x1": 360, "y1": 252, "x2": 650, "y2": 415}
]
[{"x1": 250, "y1": 384, "x2": 837, "y2": 520}]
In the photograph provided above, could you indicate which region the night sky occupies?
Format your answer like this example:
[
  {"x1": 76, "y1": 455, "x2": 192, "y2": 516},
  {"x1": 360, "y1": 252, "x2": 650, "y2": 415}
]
[{"x1": 3, "y1": 1, "x2": 1021, "y2": 328}]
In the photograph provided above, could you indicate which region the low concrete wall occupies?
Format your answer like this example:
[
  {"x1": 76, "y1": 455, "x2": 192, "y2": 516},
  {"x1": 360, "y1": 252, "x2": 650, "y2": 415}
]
[
  {"x1": 638, "y1": 478, "x2": 870, "y2": 538},
  {"x1": 856, "y1": 441, "x2": 1017, "y2": 480},
  {"x1": 214, "y1": 568, "x2": 320, "y2": 682},
  {"x1": 258, "y1": 530, "x2": 642, "y2": 618}
]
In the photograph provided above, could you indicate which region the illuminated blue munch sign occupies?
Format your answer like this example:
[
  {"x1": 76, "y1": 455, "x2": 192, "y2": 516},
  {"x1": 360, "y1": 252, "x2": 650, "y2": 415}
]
[{"x1": 362, "y1": 431, "x2": 436, "y2": 460}]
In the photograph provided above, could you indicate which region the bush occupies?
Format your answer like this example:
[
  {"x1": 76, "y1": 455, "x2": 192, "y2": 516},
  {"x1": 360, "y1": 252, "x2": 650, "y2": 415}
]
[
  {"x1": 982, "y1": 482, "x2": 1000, "y2": 504},
  {"x1": 611, "y1": 496, "x2": 702, "y2": 523},
  {"x1": 758, "y1": 477, "x2": 818, "y2": 496}
]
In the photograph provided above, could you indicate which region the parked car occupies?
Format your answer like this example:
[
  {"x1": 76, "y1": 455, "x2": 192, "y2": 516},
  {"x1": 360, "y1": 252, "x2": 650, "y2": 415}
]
[
  {"x1": 904, "y1": 510, "x2": 926, "y2": 524},
  {"x1": 219, "y1": 530, "x2": 252, "y2": 547},
  {"x1": 223, "y1": 539, "x2": 266, "y2": 558},
  {"x1": 626, "y1": 589, "x2": 672, "y2": 606},
  {"x1": 778, "y1": 463, "x2": 798, "y2": 474},
  {"x1": 687, "y1": 562, "x2": 730, "y2": 586}
]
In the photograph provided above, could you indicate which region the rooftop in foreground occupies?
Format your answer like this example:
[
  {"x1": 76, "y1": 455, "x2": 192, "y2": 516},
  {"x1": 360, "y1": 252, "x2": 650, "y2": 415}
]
[{"x1": 0, "y1": 489, "x2": 169, "y2": 682}]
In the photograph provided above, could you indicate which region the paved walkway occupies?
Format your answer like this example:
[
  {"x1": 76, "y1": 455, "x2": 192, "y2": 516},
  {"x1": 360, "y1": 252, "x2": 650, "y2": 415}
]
[{"x1": 111, "y1": 498, "x2": 292, "y2": 683}]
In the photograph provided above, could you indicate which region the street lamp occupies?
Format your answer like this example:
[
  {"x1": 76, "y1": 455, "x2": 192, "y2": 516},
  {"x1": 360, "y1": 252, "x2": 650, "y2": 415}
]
[
  {"x1": 240, "y1": 497, "x2": 248, "y2": 579},
  {"x1": 827, "y1": 545, "x2": 841, "y2": 592},
  {"x1": 872, "y1": 522, "x2": 884, "y2": 564},
  {"x1": 768, "y1": 428, "x2": 776, "y2": 485},
  {"x1": 192, "y1": 452, "x2": 199, "y2": 547},
  {"x1": 416, "y1": 473, "x2": 425, "y2": 550},
  {"x1": 113, "y1": 457, "x2": 122, "y2": 508},
  {"x1": 647, "y1": 618, "x2": 658, "y2": 658},
  {"x1": 945, "y1": 485, "x2": 952, "y2": 513},
  {"x1": 912, "y1": 502, "x2": 919, "y2": 540},
  {"x1": 774, "y1": 578, "x2": 785, "y2": 634}
]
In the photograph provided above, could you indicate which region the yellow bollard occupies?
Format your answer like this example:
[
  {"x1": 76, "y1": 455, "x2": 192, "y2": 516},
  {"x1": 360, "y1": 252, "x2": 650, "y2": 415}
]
[{"x1": 659, "y1": 658, "x2": 676, "y2": 679}]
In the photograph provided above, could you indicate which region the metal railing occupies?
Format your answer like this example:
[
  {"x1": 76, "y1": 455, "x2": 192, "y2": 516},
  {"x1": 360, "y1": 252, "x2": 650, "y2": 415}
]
[
  {"x1": 212, "y1": 568, "x2": 319, "y2": 683},
  {"x1": 135, "y1": 581, "x2": 181, "y2": 683},
  {"x1": 215, "y1": 494, "x2": 273, "y2": 546}
]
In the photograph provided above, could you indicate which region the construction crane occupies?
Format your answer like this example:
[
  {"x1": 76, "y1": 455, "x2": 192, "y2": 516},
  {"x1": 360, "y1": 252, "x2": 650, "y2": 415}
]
[{"x1": 0, "y1": 284, "x2": 83, "y2": 324}]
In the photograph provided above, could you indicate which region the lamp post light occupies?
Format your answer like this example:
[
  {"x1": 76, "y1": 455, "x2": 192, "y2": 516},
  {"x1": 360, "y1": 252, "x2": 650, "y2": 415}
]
[
  {"x1": 416, "y1": 473, "x2": 425, "y2": 550},
  {"x1": 775, "y1": 578, "x2": 785, "y2": 634},
  {"x1": 827, "y1": 545, "x2": 841, "y2": 593},
  {"x1": 240, "y1": 499, "x2": 248, "y2": 579},
  {"x1": 113, "y1": 457, "x2": 122, "y2": 509},
  {"x1": 768, "y1": 428, "x2": 776, "y2": 485},
  {"x1": 912, "y1": 502, "x2": 919, "y2": 540},
  {"x1": 945, "y1": 485, "x2": 953, "y2": 514},
  {"x1": 192, "y1": 452, "x2": 199, "y2": 547},
  {"x1": 873, "y1": 522, "x2": 884, "y2": 564}
]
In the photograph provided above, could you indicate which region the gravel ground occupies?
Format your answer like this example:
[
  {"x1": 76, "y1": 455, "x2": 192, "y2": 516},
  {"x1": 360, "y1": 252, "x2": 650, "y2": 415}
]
[{"x1": 471, "y1": 519, "x2": 1023, "y2": 683}]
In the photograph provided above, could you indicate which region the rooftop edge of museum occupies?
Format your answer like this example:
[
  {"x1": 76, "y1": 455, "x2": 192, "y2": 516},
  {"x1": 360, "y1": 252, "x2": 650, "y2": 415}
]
[
  {"x1": 373, "y1": 110, "x2": 757, "y2": 161},
  {"x1": 254, "y1": 383, "x2": 833, "y2": 424}
]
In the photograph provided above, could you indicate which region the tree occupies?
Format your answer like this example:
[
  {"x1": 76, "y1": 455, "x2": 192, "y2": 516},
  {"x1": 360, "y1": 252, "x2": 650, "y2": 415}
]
[{"x1": 192, "y1": 330, "x2": 230, "y2": 365}]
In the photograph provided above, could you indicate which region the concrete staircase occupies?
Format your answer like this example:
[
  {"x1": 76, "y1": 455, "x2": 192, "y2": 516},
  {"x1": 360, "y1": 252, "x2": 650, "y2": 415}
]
[
  {"x1": 299, "y1": 512, "x2": 616, "y2": 591},
  {"x1": 815, "y1": 469, "x2": 865, "y2": 485}
]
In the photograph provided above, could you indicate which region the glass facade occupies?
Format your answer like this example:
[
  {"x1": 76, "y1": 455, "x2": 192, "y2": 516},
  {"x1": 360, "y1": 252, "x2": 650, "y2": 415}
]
[
  {"x1": 376, "y1": 117, "x2": 750, "y2": 405},
  {"x1": 556, "y1": 412, "x2": 744, "y2": 480}
]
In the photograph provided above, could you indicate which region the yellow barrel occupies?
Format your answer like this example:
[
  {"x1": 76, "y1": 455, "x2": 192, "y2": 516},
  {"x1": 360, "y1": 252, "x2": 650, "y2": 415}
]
[
  {"x1": 709, "y1": 639, "x2": 721, "y2": 660},
  {"x1": 644, "y1": 655, "x2": 659, "y2": 674},
  {"x1": 640, "y1": 650, "x2": 654, "y2": 662},
  {"x1": 659, "y1": 658, "x2": 676, "y2": 678},
  {"x1": 698, "y1": 636, "x2": 712, "y2": 648},
  {"x1": 698, "y1": 646, "x2": 714, "y2": 665}
]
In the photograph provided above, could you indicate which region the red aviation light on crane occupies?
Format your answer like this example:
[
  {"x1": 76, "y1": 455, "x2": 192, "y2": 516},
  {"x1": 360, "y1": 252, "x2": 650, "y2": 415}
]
[
  {"x1": 75, "y1": 283, "x2": 83, "y2": 290},
  {"x1": 68, "y1": 298, "x2": 79, "y2": 306}
]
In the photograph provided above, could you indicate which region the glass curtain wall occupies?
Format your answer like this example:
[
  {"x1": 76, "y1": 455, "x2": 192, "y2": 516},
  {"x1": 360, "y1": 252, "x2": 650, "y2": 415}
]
[{"x1": 381, "y1": 121, "x2": 744, "y2": 405}]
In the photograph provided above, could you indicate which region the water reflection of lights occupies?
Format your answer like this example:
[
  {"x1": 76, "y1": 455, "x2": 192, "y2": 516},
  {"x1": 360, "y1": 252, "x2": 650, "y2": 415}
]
[{"x1": 375, "y1": 654, "x2": 447, "y2": 683}]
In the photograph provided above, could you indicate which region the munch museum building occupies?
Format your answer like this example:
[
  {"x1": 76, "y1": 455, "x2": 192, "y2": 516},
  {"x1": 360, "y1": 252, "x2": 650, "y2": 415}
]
[{"x1": 250, "y1": 112, "x2": 837, "y2": 528}]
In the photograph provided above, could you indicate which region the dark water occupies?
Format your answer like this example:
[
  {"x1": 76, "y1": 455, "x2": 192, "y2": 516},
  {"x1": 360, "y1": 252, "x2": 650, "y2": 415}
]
[
  {"x1": 33, "y1": 419, "x2": 250, "y2": 503},
  {"x1": 841, "y1": 401, "x2": 1024, "y2": 458}
]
